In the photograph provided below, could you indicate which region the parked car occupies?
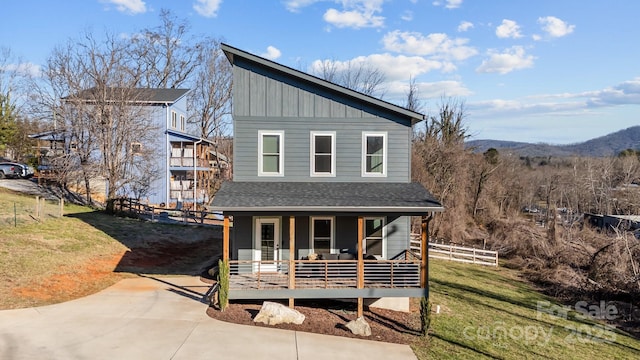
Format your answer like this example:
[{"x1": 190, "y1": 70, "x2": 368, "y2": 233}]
[
  {"x1": 0, "y1": 162, "x2": 21, "y2": 179},
  {"x1": 0, "y1": 162, "x2": 34, "y2": 179}
]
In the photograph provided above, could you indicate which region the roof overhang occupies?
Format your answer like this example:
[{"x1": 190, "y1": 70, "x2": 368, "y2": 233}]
[
  {"x1": 211, "y1": 181, "x2": 444, "y2": 215},
  {"x1": 167, "y1": 130, "x2": 213, "y2": 145}
]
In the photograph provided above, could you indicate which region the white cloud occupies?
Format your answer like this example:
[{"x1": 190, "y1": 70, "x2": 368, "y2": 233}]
[
  {"x1": 471, "y1": 99, "x2": 583, "y2": 115},
  {"x1": 471, "y1": 77, "x2": 640, "y2": 124},
  {"x1": 585, "y1": 77, "x2": 640, "y2": 107},
  {"x1": 101, "y1": 0, "x2": 146, "y2": 14},
  {"x1": 518, "y1": 78, "x2": 640, "y2": 108},
  {"x1": 538, "y1": 16, "x2": 575, "y2": 38},
  {"x1": 260, "y1": 46, "x2": 282, "y2": 60},
  {"x1": 433, "y1": 0, "x2": 463, "y2": 9},
  {"x1": 457, "y1": 21, "x2": 473, "y2": 32},
  {"x1": 496, "y1": 19, "x2": 522, "y2": 39},
  {"x1": 284, "y1": 0, "x2": 386, "y2": 29},
  {"x1": 387, "y1": 79, "x2": 472, "y2": 100},
  {"x1": 476, "y1": 46, "x2": 535, "y2": 74},
  {"x1": 382, "y1": 30, "x2": 477, "y2": 61},
  {"x1": 309, "y1": 53, "x2": 444, "y2": 83},
  {"x1": 284, "y1": 0, "x2": 321, "y2": 12},
  {"x1": 468, "y1": 78, "x2": 640, "y2": 143},
  {"x1": 323, "y1": 8, "x2": 384, "y2": 28},
  {"x1": 445, "y1": 0, "x2": 463, "y2": 9},
  {"x1": 2, "y1": 62, "x2": 41, "y2": 78},
  {"x1": 401, "y1": 11, "x2": 413, "y2": 22},
  {"x1": 193, "y1": 0, "x2": 222, "y2": 17}
]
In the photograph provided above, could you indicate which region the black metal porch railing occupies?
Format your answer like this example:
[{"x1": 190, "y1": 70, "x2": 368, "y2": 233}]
[{"x1": 227, "y1": 259, "x2": 421, "y2": 290}]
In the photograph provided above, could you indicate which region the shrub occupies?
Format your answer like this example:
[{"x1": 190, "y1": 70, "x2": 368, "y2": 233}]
[
  {"x1": 218, "y1": 259, "x2": 230, "y2": 311},
  {"x1": 420, "y1": 296, "x2": 432, "y2": 337}
]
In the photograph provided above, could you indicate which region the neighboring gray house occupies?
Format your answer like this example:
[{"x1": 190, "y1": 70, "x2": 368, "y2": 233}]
[
  {"x1": 211, "y1": 44, "x2": 443, "y2": 312},
  {"x1": 32, "y1": 88, "x2": 217, "y2": 206}
]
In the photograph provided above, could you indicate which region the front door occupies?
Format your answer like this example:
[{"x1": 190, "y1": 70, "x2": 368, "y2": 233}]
[{"x1": 254, "y1": 218, "x2": 280, "y2": 272}]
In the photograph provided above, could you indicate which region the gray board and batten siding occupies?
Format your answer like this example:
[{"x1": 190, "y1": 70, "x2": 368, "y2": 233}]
[
  {"x1": 225, "y1": 44, "x2": 420, "y2": 183},
  {"x1": 230, "y1": 215, "x2": 410, "y2": 262}
]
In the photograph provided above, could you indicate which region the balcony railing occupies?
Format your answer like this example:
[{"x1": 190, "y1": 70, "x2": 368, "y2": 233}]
[
  {"x1": 227, "y1": 259, "x2": 421, "y2": 291},
  {"x1": 170, "y1": 190, "x2": 194, "y2": 200},
  {"x1": 170, "y1": 157, "x2": 209, "y2": 167}
]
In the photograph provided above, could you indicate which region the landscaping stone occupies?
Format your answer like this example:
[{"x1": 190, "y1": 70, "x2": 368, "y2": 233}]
[
  {"x1": 253, "y1": 301, "x2": 306, "y2": 326},
  {"x1": 345, "y1": 316, "x2": 371, "y2": 336}
]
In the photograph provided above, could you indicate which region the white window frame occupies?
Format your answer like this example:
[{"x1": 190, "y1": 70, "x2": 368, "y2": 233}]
[
  {"x1": 258, "y1": 130, "x2": 284, "y2": 176},
  {"x1": 180, "y1": 115, "x2": 185, "y2": 131},
  {"x1": 171, "y1": 111, "x2": 177, "y2": 128},
  {"x1": 253, "y1": 217, "x2": 282, "y2": 273},
  {"x1": 361, "y1": 131, "x2": 387, "y2": 177},
  {"x1": 364, "y1": 217, "x2": 386, "y2": 259},
  {"x1": 310, "y1": 131, "x2": 336, "y2": 177},
  {"x1": 310, "y1": 216, "x2": 334, "y2": 255}
]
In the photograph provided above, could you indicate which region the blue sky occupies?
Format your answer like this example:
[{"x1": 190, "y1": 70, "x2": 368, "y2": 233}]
[{"x1": 2, "y1": 0, "x2": 639, "y2": 144}]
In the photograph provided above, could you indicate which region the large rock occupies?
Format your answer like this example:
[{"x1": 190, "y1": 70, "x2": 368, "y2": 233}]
[
  {"x1": 345, "y1": 316, "x2": 371, "y2": 336},
  {"x1": 253, "y1": 301, "x2": 305, "y2": 326}
]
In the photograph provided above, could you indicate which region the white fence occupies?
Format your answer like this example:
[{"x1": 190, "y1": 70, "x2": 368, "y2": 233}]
[{"x1": 410, "y1": 234, "x2": 499, "y2": 267}]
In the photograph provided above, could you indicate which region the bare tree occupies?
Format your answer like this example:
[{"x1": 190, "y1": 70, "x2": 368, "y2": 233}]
[
  {"x1": 404, "y1": 76, "x2": 423, "y2": 113},
  {"x1": 128, "y1": 9, "x2": 202, "y2": 89},
  {"x1": 187, "y1": 39, "x2": 233, "y2": 200},
  {"x1": 470, "y1": 148, "x2": 501, "y2": 219},
  {"x1": 312, "y1": 58, "x2": 386, "y2": 98},
  {"x1": 413, "y1": 97, "x2": 471, "y2": 241},
  {"x1": 188, "y1": 39, "x2": 232, "y2": 139},
  {"x1": 40, "y1": 32, "x2": 161, "y2": 204}
]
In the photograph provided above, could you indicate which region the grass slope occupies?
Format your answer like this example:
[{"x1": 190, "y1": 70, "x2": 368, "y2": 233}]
[
  {"x1": 0, "y1": 188, "x2": 219, "y2": 309},
  {"x1": 414, "y1": 259, "x2": 640, "y2": 359}
]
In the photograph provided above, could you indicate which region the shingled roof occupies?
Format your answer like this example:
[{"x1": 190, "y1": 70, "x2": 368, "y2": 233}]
[
  {"x1": 67, "y1": 88, "x2": 189, "y2": 104},
  {"x1": 211, "y1": 182, "x2": 444, "y2": 214}
]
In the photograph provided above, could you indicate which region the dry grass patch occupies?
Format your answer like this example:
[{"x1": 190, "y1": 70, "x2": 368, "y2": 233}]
[{"x1": 0, "y1": 189, "x2": 220, "y2": 309}]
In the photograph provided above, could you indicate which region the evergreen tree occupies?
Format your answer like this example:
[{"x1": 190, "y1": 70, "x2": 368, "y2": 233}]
[{"x1": 0, "y1": 92, "x2": 17, "y2": 154}]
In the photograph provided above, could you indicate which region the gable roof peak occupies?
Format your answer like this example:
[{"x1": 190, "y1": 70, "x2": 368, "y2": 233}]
[{"x1": 221, "y1": 43, "x2": 425, "y2": 124}]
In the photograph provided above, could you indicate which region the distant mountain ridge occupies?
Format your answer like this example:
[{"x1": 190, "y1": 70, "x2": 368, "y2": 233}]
[{"x1": 466, "y1": 125, "x2": 640, "y2": 157}]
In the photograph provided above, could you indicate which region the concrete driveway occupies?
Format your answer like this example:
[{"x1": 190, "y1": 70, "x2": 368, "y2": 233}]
[{"x1": 0, "y1": 276, "x2": 418, "y2": 360}]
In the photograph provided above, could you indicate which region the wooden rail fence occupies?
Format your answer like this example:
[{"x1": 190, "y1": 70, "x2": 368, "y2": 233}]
[
  {"x1": 112, "y1": 198, "x2": 222, "y2": 225},
  {"x1": 410, "y1": 234, "x2": 499, "y2": 267}
]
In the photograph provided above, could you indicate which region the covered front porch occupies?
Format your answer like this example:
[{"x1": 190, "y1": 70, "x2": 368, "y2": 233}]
[{"x1": 211, "y1": 182, "x2": 444, "y2": 315}]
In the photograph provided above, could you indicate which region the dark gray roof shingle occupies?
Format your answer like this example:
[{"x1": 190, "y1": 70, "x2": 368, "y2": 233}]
[
  {"x1": 69, "y1": 88, "x2": 189, "y2": 104},
  {"x1": 211, "y1": 182, "x2": 443, "y2": 214}
]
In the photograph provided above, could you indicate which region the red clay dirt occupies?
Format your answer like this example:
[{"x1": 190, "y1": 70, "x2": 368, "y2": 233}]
[{"x1": 11, "y1": 237, "x2": 422, "y2": 345}]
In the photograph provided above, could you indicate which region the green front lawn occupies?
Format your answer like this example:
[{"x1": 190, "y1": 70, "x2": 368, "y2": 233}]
[{"x1": 412, "y1": 259, "x2": 640, "y2": 359}]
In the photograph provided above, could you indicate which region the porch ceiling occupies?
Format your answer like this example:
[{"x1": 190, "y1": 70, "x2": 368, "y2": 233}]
[{"x1": 211, "y1": 181, "x2": 443, "y2": 214}]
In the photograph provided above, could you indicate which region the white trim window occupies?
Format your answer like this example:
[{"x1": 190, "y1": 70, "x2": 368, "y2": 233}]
[
  {"x1": 311, "y1": 217, "x2": 334, "y2": 255},
  {"x1": 310, "y1": 131, "x2": 336, "y2": 177},
  {"x1": 364, "y1": 217, "x2": 386, "y2": 259},
  {"x1": 171, "y1": 111, "x2": 177, "y2": 128},
  {"x1": 180, "y1": 115, "x2": 185, "y2": 131},
  {"x1": 258, "y1": 130, "x2": 284, "y2": 176},
  {"x1": 362, "y1": 132, "x2": 387, "y2": 177}
]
